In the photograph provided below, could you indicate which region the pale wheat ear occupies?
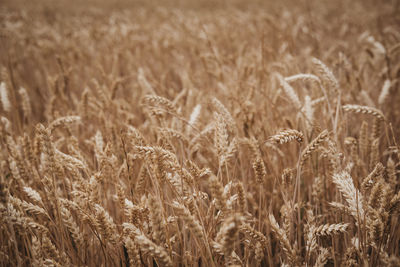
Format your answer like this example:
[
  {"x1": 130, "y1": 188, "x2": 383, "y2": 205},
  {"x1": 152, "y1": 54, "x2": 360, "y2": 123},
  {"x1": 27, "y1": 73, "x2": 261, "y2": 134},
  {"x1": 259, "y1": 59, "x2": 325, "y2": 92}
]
[
  {"x1": 211, "y1": 97, "x2": 237, "y2": 133},
  {"x1": 276, "y1": 73, "x2": 302, "y2": 109},
  {"x1": 142, "y1": 94, "x2": 179, "y2": 115},
  {"x1": 48, "y1": 116, "x2": 81, "y2": 133},
  {"x1": 187, "y1": 104, "x2": 201, "y2": 130},
  {"x1": 18, "y1": 87, "x2": 31, "y2": 120},
  {"x1": 311, "y1": 57, "x2": 340, "y2": 94},
  {"x1": 0, "y1": 82, "x2": 11, "y2": 112},
  {"x1": 284, "y1": 73, "x2": 321, "y2": 84},
  {"x1": 343, "y1": 104, "x2": 385, "y2": 121},
  {"x1": 378, "y1": 79, "x2": 391, "y2": 106},
  {"x1": 332, "y1": 171, "x2": 365, "y2": 224}
]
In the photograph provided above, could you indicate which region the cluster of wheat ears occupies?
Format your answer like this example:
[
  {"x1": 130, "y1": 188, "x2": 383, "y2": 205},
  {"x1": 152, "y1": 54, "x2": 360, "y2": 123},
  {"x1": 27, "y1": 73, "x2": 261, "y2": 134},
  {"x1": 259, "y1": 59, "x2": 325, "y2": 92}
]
[{"x1": 0, "y1": 0, "x2": 399, "y2": 266}]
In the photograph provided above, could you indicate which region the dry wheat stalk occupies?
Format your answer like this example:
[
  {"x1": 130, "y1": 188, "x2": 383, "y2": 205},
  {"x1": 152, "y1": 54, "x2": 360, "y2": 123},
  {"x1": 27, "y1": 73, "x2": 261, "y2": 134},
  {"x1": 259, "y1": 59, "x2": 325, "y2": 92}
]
[
  {"x1": 387, "y1": 157, "x2": 397, "y2": 187},
  {"x1": 359, "y1": 120, "x2": 369, "y2": 160}
]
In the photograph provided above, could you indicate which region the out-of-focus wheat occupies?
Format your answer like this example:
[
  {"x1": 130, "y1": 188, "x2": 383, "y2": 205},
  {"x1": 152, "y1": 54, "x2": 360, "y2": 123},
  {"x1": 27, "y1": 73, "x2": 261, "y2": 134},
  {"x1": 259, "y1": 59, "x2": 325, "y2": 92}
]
[{"x1": 0, "y1": 1, "x2": 399, "y2": 266}]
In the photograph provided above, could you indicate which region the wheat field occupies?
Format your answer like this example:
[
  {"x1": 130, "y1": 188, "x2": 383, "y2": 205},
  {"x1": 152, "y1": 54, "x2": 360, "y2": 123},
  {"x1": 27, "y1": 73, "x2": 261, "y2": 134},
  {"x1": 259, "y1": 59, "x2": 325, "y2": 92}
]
[{"x1": 0, "y1": 0, "x2": 399, "y2": 266}]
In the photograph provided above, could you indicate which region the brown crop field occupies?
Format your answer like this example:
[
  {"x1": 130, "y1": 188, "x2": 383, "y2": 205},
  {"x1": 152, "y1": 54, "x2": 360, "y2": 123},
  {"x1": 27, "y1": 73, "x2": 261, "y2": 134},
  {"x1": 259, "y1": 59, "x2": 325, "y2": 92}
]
[{"x1": 0, "y1": 0, "x2": 400, "y2": 266}]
